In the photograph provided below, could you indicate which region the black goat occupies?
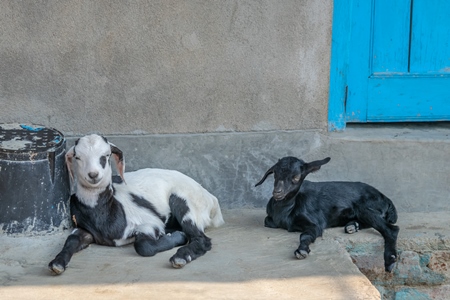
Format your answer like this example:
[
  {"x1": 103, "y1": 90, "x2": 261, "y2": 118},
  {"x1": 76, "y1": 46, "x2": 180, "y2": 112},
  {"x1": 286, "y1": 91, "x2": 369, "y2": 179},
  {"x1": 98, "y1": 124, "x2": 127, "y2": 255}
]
[{"x1": 255, "y1": 156, "x2": 399, "y2": 272}]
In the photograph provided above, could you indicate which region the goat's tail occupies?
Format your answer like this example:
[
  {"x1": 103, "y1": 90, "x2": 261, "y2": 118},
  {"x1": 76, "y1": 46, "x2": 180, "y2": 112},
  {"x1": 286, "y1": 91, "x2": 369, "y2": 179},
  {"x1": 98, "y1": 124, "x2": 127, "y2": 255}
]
[
  {"x1": 384, "y1": 195, "x2": 398, "y2": 224},
  {"x1": 210, "y1": 195, "x2": 225, "y2": 228}
]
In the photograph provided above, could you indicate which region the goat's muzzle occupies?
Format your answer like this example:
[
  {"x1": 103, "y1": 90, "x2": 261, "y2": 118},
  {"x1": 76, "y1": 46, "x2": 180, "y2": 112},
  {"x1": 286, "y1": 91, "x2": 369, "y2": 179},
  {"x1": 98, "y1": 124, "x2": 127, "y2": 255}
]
[
  {"x1": 272, "y1": 192, "x2": 286, "y2": 201},
  {"x1": 82, "y1": 176, "x2": 103, "y2": 187}
]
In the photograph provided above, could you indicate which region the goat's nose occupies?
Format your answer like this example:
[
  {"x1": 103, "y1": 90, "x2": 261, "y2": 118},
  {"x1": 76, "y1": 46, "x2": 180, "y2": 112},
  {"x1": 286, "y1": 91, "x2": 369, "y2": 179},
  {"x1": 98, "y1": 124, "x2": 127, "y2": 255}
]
[
  {"x1": 88, "y1": 171, "x2": 99, "y2": 179},
  {"x1": 274, "y1": 187, "x2": 283, "y2": 194}
]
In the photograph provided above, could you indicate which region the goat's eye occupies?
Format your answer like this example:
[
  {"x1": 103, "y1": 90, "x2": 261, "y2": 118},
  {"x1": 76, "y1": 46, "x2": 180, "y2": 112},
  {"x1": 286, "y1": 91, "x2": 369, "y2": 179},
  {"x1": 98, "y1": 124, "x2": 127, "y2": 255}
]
[
  {"x1": 75, "y1": 156, "x2": 81, "y2": 160},
  {"x1": 99, "y1": 155, "x2": 108, "y2": 168},
  {"x1": 292, "y1": 175, "x2": 301, "y2": 183}
]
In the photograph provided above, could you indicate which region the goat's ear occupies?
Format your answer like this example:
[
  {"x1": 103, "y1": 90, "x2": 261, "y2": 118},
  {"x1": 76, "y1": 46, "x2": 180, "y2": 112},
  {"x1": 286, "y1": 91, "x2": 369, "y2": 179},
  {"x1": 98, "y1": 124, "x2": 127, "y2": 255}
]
[
  {"x1": 109, "y1": 143, "x2": 126, "y2": 183},
  {"x1": 255, "y1": 165, "x2": 275, "y2": 187},
  {"x1": 65, "y1": 145, "x2": 76, "y2": 183},
  {"x1": 304, "y1": 157, "x2": 331, "y2": 174}
]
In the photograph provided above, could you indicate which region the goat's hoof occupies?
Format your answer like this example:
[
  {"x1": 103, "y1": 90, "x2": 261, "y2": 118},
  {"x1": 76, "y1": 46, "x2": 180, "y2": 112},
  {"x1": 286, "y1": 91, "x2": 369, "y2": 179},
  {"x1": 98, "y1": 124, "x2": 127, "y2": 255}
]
[
  {"x1": 345, "y1": 221, "x2": 359, "y2": 234},
  {"x1": 385, "y1": 255, "x2": 397, "y2": 273},
  {"x1": 48, "y1": 262, "x2": 65, "y2": 275},
  {"x1": 295, "y1": 250, "x2": 309, "y2": 260},
  {"x1": 170, "y1": 256, "x2": 191, "y2": 269}
]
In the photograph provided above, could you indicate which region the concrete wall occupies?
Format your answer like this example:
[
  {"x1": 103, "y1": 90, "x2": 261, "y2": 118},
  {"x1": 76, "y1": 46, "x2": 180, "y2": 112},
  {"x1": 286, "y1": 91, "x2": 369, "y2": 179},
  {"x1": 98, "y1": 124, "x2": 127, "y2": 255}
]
[
  {"x1": 2, "y1": 1, "x2": 449, "y2": 215},
  {"x1": 66, "y1": 125, "x2": 450, "y2": 213},
  {"x1": 0, "y1": 0, "x2": 331, "y2": 135}
]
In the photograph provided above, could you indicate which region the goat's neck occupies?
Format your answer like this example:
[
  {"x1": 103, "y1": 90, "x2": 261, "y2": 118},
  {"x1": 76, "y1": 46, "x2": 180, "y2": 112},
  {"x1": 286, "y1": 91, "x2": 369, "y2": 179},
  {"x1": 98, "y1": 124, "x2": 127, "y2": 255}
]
[
  {"x1": 75, "y1": 183, "x2": 113, "y2": 208},
  {"x1": 271, "y1": 188, "x2": 304, "y2": 212},
  {"x1": 271, "y1": 194, "x2": 297, "y2": 211}
]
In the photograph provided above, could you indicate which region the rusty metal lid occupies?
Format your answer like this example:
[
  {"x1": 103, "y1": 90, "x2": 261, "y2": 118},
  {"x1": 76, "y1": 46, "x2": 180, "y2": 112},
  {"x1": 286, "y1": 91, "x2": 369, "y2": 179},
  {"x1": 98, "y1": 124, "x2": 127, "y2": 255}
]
[{"x1": 0, "y1": 124, "x2": 65, "y2": 161}]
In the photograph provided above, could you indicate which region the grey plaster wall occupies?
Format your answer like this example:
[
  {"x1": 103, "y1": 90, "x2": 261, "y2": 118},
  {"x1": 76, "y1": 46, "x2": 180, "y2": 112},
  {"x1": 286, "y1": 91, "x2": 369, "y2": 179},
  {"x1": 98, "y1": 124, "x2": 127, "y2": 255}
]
[
  {"x1": 0, "y1": 1, "x2": 332, "y2": 135},
  {"x1": 66, "y1": 125, "x2": 450, "y2": 213}
]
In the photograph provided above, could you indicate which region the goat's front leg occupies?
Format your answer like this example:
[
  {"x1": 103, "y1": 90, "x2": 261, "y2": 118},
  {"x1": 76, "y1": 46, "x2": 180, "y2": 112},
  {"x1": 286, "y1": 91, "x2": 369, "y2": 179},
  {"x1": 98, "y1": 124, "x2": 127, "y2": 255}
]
[
  {"x1": 294, "y1": 225, "x2": 322, "y2": 260},
  {"x1": 264, "y1": 216, "x2": 278, "y2": 228},
  {"x1": 48, "y1": 228, "x2": 94, "y2": 275},
  {"x1": 170, "y1": 221, "x2": 212, "y2": 269}
]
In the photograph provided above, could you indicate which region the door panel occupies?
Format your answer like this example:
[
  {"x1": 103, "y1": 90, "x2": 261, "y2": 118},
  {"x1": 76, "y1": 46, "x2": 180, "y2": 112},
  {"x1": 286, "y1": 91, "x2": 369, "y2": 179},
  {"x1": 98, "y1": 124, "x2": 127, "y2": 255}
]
[
  {"x1": 368, "y1": 77, "x2": 450, "y2": 120},
  {"x1": 371, "y1": 0, "x2": 410, "y2": 73},
  {"x1": 410, "y1": 1, "x2": 450, "y2": 73},
  {"x1": 342, "y1": 0, "x2": 450, "y2": 124}
]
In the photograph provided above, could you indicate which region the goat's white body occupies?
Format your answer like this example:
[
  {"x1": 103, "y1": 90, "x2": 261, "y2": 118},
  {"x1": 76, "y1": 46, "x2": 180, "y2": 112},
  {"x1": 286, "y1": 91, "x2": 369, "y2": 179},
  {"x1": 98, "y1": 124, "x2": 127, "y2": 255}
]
[
  {"x1": 112, "y1": 168, "x2": 224, "y2": 243},
  {"x1": 49, "y1": 134, "x2": 223, "y2": 274},
  {"x1": 67, "y1": 134, "x2": 224, "y2": 247}
]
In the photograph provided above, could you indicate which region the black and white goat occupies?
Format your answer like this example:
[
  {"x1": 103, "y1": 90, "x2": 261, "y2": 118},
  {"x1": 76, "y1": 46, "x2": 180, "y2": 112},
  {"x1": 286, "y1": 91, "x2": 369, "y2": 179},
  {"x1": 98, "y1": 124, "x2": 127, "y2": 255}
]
[
  {"x1": 255, "y1": 156, "x2": 399, "y2": 272},
  {"x1": 48, "y1": 134, "x2": 224, "y2": 275}
]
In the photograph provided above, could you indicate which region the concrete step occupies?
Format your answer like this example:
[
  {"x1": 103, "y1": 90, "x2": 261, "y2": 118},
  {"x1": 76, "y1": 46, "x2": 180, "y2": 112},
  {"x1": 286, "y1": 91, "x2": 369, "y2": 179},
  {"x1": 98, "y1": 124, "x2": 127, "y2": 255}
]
[
  {"x1": 1, "y1": 209, "x2": 449, "y2": 299},
  {"x1": 76, "y1": 124, "x2": 450, "y2": 213},
  {"x1": 321, "y1": 124, "x2": 450, "y2": 213},
  {"x1": 0, "y1": 209, "x2": 379, "y2": 300}
]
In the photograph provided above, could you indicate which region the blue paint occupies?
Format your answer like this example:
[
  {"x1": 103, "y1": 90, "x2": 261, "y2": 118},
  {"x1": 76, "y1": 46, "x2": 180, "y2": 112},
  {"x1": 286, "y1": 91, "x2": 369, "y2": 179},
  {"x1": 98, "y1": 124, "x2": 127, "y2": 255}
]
[
  {"x1": 51, "y1": 136, "x2": 61, "y2": 144},
  {"x1": 368, "y1": 77, "x2": 450, "y2": 121},
  {"x1": 372, "y1": 0, "x2": 410, "y2": 74},
  {"x1": 329, "y1": 0, "x2": 450, "y2": 130},
  {"x1": 344, "y1": 0, "x2": 372, "y2": 123},
  {"x1": 410, "y1": 1, "x2": 450, "y2": 73},
  {"x1": 395, "y1": 288, "x2": 431, "y2": 300},
  {"x1": 419, "y1": 253, "x2": 431, "y2": 268},
  {"x1": 20, "y1": 124, "x2": 44, "y2": 131},
  {"x1": 328, "y1": 0, "x2": 351, "y2": 131}
]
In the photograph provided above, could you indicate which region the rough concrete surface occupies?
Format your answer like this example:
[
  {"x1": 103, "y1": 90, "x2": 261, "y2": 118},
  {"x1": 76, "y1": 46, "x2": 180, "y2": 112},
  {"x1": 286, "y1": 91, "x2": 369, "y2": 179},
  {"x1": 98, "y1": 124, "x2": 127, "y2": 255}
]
[
  {"x1": 2, "y1": 208, "x2": 450, "y2": 300},
  {"x1": 0, "y1": 1, "x2": 331, "y2": 135},
  {"x1": 0, "y1": 209, "x2": 380, "y2": 300},
  {"x1": 3, "y1": 209, "x2": 450, "y2": 300},
  {"x1": 61, "y1": 124, "x2": 450, "y2": 213},
  {"x1": 338, "y1": 211, "x2": 450, "y2": 300}
]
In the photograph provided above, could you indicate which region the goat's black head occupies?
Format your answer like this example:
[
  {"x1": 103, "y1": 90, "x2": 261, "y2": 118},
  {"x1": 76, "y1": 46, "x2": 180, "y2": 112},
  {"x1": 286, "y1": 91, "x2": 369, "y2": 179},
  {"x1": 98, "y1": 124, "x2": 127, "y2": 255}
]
[{"x1": 255, "y1": 156, "x2": 331, "y2": 201}]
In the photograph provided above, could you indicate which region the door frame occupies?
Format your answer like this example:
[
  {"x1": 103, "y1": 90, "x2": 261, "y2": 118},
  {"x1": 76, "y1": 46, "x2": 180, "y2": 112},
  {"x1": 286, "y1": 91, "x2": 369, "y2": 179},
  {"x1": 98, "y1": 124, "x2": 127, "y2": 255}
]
[{"x1": 328, "y1": 0, "x2": 354, "y2": 131}]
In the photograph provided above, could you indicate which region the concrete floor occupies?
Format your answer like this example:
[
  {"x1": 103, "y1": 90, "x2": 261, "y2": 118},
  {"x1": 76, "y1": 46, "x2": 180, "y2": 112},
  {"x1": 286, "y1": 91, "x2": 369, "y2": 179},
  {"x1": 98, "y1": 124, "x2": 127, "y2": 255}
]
[{"x1": 3, "y1": 208, "x2": 449, "y2": 300}]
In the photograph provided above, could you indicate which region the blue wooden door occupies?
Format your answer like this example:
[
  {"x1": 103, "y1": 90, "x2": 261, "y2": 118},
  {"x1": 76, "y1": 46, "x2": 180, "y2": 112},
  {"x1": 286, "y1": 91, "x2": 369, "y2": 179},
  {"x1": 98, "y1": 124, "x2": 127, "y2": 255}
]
[{"x1": 329, "y1": 0, "x2": 450, "y2": 130}]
